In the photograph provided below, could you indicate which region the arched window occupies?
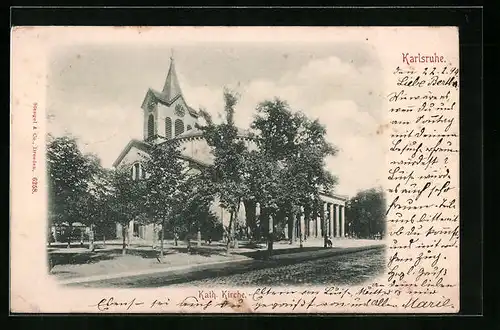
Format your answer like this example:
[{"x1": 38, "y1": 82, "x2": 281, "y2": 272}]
[
  {"x1": 130, "y1": 166, "x2": 134, "y2": 179},
  {"x1": 165, "y1": 117, "x2": 172, "y2": 139},
  {"x1": 175, "y1": 119, "x2": 184, "y2": 136},
  {"x1": 134, "y1": 163, "x2": 140, "y2": 180},
  {"x1": 147, "y1": 114, "x2": 155, "y2": 139},
  {"x1": 186, "y1": 124, "x2": 192, "y2": 131}
]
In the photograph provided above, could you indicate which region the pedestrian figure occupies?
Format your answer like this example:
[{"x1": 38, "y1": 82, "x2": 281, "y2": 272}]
[
  {"x1": 326, "y1": 236, "x2": 333, "y2": 247},
  {"x1": 174, "y1": 232, "x2": 179, "y2": 246}
]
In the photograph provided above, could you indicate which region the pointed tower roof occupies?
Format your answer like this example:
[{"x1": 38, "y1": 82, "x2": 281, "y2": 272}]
[
  {"x1": 141, "y1": 52, "x2": 199, "y2": 118},
  {"x1": 161, "y1": 55, "x2": 183, "y2": 103}
]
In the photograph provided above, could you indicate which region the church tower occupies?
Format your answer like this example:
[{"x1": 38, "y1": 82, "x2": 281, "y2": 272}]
[{"x1": 140, "y1": 54, "x2": 199, "y2": 144}]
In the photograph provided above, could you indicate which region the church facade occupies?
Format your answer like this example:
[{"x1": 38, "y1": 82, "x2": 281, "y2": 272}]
[{"x1": 112, "y1": 57, "x2": 348, "y2": 244}]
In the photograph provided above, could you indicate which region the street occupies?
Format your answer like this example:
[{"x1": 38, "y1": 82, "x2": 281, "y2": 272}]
[
  {"x1": 171, "y1": 247, "x2": 386, "y2": 287},
  {"x1": 74, "y1": 247, "x2": 385, "y2": 288}
]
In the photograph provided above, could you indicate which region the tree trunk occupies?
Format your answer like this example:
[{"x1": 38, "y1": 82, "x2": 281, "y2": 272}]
[
  {"x1": 197, "y1": 229, "x2": 201, "y2": 247},
  {"x1": 267, "y1": 215, "x2": 274, "y2": 258},
  {"x1": 305, "y1": 205, "x2": 314, "y2": 241},
  {"x1": 226, "y1": 212, "x2": 234, "y2": 255},
  {"x1": 122, "y1": 225, "x2": 127, "y2": 255},
  {"x1": 304, "y1": 208, "x2": 309, "y2": 241},
  {"x1": 243, "y1": 200, "x2": 257, "y2": 242},
  {"x1": 126, "y1": 224, "x2": 130, "y2": 247},
  {"x1": 152, "y1": 224, "x2": 157, "y2": 250},
  {"x1": 67, "y1": 224, "x2": 72, "y2": 248},
  {"x1": 89, "y1": 224, "x2": 95, "y2": 252},
  {"x1": 186, "y1": 236, "x2": 191, "y2": 252},
  {"x1": 290, "y1": 212, "x2": 296, "y2": 244},
  {"x1": 103, "y1": 233, "x2": 106, "y2": 248},
  {"x1": 323, "y1": 215, "x2": 328, "y2": 248},
  {"x1": 299, "y1": 215, "x2": 303, "y2": 248},
  {"x1": 232, "y1": 218, "x2": 239, "y2": 249},
  {"x1": 233, "y1": 199, "x2": 241, "y2": 249},
  {"x1": 160, "y1": 220, "x2": 165, "y2": 259},
  {"x1": 368, "y1": 215, "x2": 372, "y2": 239}
]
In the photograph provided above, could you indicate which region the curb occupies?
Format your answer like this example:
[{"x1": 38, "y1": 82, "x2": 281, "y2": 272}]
[
  {"x1": 59, "y1": 244, "x2": 385, "y2": 286},
  {"x1": 57, "y1": 258, "x2": 250, "y2": 285}
]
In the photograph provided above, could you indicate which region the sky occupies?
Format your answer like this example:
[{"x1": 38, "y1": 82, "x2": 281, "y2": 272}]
[{"x1": 46, "y1": 41, "x2": 386, "y2": 197}]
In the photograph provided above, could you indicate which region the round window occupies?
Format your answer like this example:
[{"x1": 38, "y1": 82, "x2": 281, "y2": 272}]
[{"x1": 175, "y1": 104, "x2": 185, "y2": 117}]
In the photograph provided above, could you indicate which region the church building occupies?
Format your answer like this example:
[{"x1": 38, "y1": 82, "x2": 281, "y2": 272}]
[{"x1": 112, "y1": 56, "x2": 348, "y2": 244}]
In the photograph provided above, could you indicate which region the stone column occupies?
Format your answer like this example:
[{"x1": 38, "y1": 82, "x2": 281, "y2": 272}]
[
  {"x1": 128, "y1": 220, "x2": 134, "y2": 245},
  {"x1": 322, "y1": 202, "x2": 327, "y2": 237},
  {"x1": 315, "y1": 211, "x2": 320, "y2": 237},
  {"x1": 335, "y1": 204, "x2": 340, "y2": 237},
  {"x1": 268, "y1": 214, "x2": 274, "y2": 253},
  {"x1": 328, "y1": 203, "x2": 334, "y2": 237},
  {"x1": 152, "y1": 223, "x2": 158, "y2": 248},
  {"x1": 116, "y1": 223, "x2": 122, "y2": 239},
  {"x1": 340, "y1": 205, "x2": 346, "y2": 237},
  {"x1": 299, "y1": 206, "x2": 305, "y2": 247},
  {"x1": 295, "y1": 214, "x2": 300, "y2": 240}
]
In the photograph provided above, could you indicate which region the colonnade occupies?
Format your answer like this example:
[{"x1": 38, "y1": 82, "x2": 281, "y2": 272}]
[
  {"x1": 116, "y1": 194, "x2": 348, "y2": 243},
  {"x1": 285, "y1": 201, "x2": 346, "y2": 240}
]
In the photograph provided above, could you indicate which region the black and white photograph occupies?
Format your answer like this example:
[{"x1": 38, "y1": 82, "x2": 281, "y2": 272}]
[
  {"x1": 11, "y1": 26, "x2": 460, "y2": 313},
  {"x1": 45, "y1": 36, "x2": 387, "y2": 289}
]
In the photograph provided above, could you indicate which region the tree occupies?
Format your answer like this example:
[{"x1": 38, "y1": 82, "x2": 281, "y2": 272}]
[
  {"x1": 346, "y1": 187, "x2": 386, "y2": 239},
  {"x1": 85, "y1": 166, "x2": 115, "y2": 251},
  {"x1": 198, "y1": 89, "x2": 248, "y2": 254},
  {"x1": 250, "y1": 99, "x2": 338, "y2": 250},
  {"x1": 243, "y1": 150, "x2": 282, "y2": 255},
  {"x1": 108, "y1": 167, "x2": 145, "y2": 255},
  {"x1": 249, "y1": 99, "x2": 302, "y2": 249},
  {"x1": 169, "y1": 169, "x2": 217, "y2": 246},
  {"x1": 142, "y1": 140, "x2": 187, "y2": 260},
  {"x1": 291, "y1": 117, "x2": 338, "y2": 247},
  {"x1": 47, "y1": 135, "x2": 102, "y2": 248}
]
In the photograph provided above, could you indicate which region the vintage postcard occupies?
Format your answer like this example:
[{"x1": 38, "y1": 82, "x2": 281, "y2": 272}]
[{"x1": 10, "y1": 26, "x2": 459, "y2": 313}]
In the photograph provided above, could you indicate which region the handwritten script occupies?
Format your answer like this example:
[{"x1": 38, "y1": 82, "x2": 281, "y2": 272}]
[
  {"x1": 384, "y1": 60, "x2": 460, "y2": 311},
  {"x1": 90, "y1": 283, "x2": 456, "y2": 313}
]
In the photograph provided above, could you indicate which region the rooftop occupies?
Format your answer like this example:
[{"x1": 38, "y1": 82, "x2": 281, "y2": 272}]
[
  {"x1": 142, "y1": 55, "x2": 198, "y2": 118},
  {"x1": 172, "y1": 127, "x2": 254, "y2": 140}
]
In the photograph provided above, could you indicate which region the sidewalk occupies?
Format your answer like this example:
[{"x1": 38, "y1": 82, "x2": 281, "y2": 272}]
[{"x1": 51, "y1": 239, "x2": 385, "y2": 286}]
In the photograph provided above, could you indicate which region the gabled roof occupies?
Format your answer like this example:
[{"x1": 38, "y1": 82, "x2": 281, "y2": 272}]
[
  {"x1": 150, "y1": 89, "x2": 182, "y2": 106},
  {"x1": 112, "y1": 139, "x2": 151, "y2": 168},
  {"x1": 113, "y1": 139, "x2": 210, "y2": 169},
  {"x1": 319, "y1": 191, "x2": 349, "y2": 202}
]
